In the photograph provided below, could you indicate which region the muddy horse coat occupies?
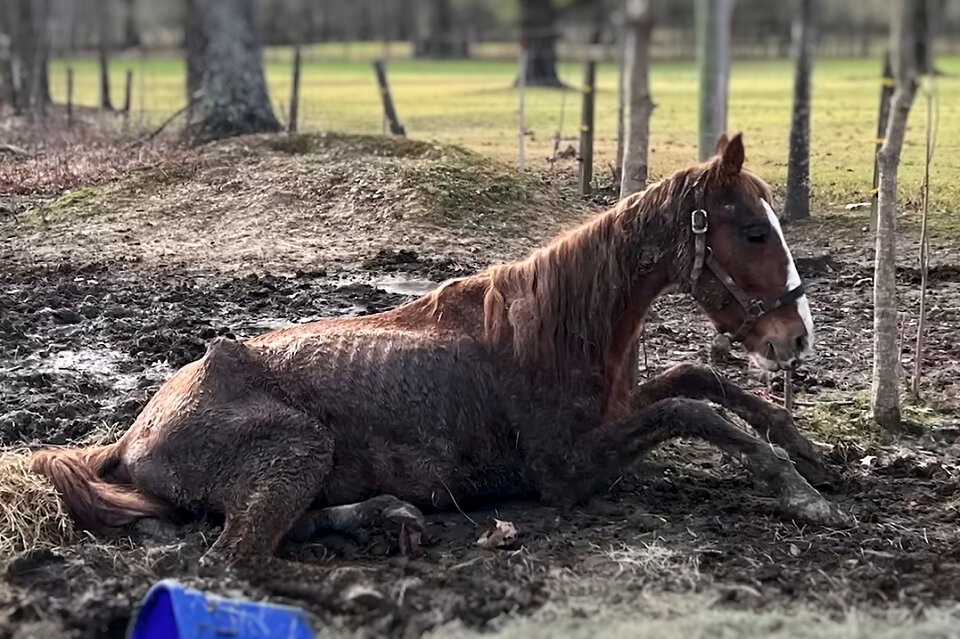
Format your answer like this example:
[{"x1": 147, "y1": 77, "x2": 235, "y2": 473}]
[{"x1": 31, "y1": 135, "x2": 844, "y2": 565}]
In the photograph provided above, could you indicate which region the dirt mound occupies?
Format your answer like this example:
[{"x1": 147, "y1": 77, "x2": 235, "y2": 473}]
[{"x1": 2, "y1": 133, "x2": 588, "y2": 277}]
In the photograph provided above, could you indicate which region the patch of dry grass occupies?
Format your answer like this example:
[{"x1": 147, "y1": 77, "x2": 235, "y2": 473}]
[
  {"x1": 0, "y1": 113, "x2": 195, "y2": 196},
  {"x1": 590, "y1": 539, "x2": 703, "y2": 590},
  {"x1": 0, "y1": 449, "x2": 78, "y2": 567}
]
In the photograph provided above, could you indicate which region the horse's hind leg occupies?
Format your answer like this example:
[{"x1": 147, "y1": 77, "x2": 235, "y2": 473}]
[
  {"x1": 631, "y1": 363, "x2": 836, "y2": 486},
  {"x1": 288, "y1": 495, "x2": 426, "y2": 555},
  {"x1": 548, "y1": 398, "x2": 847, "y2": 526},
  {"x1": 200, "y1": 415, "x2": 335, "y2": 568}
]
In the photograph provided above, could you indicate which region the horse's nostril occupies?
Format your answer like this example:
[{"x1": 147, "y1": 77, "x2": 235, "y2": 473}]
[
  {"x1": 795, "y1": 335, "x2": 808, "y2": 354},
  {"x1": 764, "y1": 342, "x2": 776, "y2": 361}
]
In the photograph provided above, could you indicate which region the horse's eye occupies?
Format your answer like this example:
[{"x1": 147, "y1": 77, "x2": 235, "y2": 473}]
[{"x1": 744, "y1": 226, "x2": 768, "y2": 244}]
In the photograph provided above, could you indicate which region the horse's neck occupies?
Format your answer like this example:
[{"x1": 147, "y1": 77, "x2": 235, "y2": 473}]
[
  {"x1": 541, "y1": 203, "x2": 675, "y2": 369},
  {"x1": 592, "y1": 200, "x2": 677, "y2": 388}
]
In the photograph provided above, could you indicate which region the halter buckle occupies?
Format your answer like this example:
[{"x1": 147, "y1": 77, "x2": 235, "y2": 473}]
[
  {"x1": 691, "y1": 209, "x2": 708, "y2": 234},
  {"x1": 747, "y1": 300, "x2": 767, "y2": 317}
]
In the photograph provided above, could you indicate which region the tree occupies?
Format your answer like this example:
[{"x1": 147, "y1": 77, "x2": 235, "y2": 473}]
[
  {"x1": 619, "y1": 0, "x2": 655, "y2": 198},
  {"x1": 4, "y1": 0, "x2": 50, "y2": 117},
  {"x1": 122, "y1": 0, "x2": 141, "y2": 49},
  {"x1": 96, "y1": 0, "x2": 113, "y2": 110},
  {"x1": 516, "y1": 0, "x2": 563, "y2": 88},
  {"x1": 0, "y1": 13, "x2": 15, "y2": 109},
  {"x1": 695, "y1": 0, "x2": 734, "y2": 161},
  {"x1": 413, "y1": 0, "x2": 468, "y2": 59},
  {"x1": 872, "y1": 0, "x2": 930, "y2": 430},
  {"x1": 183, "y1": 0, "x2": 280, "y2": 144},
  {"x1": 783, "y1": 0, "x2": 815, "y2": 221}
]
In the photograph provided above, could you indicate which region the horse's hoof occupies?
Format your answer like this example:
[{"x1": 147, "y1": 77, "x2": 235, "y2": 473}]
[
  {"x1": 384, "y1": 503, "x2": 426, "y2": 556},
  {"x1": 399, "y1": 522, "x2": 423, "y2": 557},
  {"x1": 197, "y1": 549, "x2": 235, "y2": 577},
  {"x1": 781, "y1": 493, "x2": 850, "y2": 528}
]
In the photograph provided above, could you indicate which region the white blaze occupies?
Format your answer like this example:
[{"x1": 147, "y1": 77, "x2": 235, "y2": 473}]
[{"x1": 762, "y1": 199, "x2": 815, "y2": 353}]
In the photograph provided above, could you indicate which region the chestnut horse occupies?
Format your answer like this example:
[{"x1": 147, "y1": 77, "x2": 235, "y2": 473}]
[{"x1": 31, "y1": 134, "x2": 844, "y2": 566}]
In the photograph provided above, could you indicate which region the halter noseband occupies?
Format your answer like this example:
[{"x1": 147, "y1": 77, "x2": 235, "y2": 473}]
[{"x1": 689, "y1": 208, "x2": 806, "y2": 343}]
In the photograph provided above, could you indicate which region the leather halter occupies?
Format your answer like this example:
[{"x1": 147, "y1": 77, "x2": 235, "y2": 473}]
[{"x1": 689, "y1": 208, "x2": 806, "y2": 343}]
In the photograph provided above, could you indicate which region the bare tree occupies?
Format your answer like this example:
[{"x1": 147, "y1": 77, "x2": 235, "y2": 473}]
[
  {"x1": 122, "y1": 0, "x2": 140, "y2": 49},
  {"x1": 413, "y1": 0, "x2": 467, "y2": 59},
  {"x1": 695, "y1": 0, "x2": 734, "y2": 161},
  {"x1": 5, "y1": 0, "x2": 50, "y2": 116},
  {"x1": 783, "y1": 0, "x2": 815, "y2": 221},
  {"x1": 0, "y1": 10, "x2": 15, "y2": 109},
  {"x1": 872, "y1": 0, "x2": 930, "y2": 430},
  {"x1": 619, "y1": 0, "x2": 655, "y2": 198},
  {"x1": 183, "y1": 0, "x2": 280, "y2": 144},
  {"x1": 96, "y1": 0, "x2": 113, "y2": 110},
  {"x1": 516, "y1": 0, "x2": 562, "y2": 88}
]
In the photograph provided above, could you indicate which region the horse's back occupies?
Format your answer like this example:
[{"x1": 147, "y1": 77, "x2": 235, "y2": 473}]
[{"x1": 247, "y1": 320, "x2": 526, "y2": 504}]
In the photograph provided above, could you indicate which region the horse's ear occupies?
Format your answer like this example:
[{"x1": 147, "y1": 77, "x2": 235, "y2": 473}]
[
  {"x1": 714, "y1": 133, "x2": 729, "y2": 156},
  {"x1": 720, "y1": 133, "x2": 744, "y2": 176}
]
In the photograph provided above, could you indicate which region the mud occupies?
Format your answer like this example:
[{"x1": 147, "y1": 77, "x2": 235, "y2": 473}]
[
  {"x1": 2, "y1": 131, "x2": 960, "y2": 636},
  {"x1": 1, "y1": 239, "x2": 960, "y2": 638}
]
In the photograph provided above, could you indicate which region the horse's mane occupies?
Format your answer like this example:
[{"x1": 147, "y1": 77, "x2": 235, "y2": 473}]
[{"x1": 481, "y1": 158, "x2": 771, "y2": 373}]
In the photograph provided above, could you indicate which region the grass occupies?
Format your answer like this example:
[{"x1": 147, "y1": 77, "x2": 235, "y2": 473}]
[
  {"x1": 46, "y1": 53, "x2": 960, "y2": 212},
  {"x1": 430, "y1": 601, "x2": 960, "y2": 639}
]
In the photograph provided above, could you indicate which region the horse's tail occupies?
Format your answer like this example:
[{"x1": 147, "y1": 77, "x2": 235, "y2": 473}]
[{"x1": 29, "y1": 443, "x2": 167, "y2": 533}]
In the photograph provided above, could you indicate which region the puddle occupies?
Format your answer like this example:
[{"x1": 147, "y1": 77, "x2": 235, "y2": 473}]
[
  {"x1": 18, "y1": 347, "x2": 171, "y2": 393},
  {"x1": 372, "y1": 276, "x2": 437, "y2": 296}
]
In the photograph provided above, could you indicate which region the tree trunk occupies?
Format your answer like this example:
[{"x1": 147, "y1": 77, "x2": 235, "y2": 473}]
[
  {"x1": 872, "y1": 0, "x2": 927, "y2": 430},
  {"x1": 97, "y1": 0, "x2": 113, "y2": 111},
  {"x1": 184, "y1": 0, "x2": 205, "y2": 111},
  {"x1": 619, "y1": 0, "x2": 655, "y2": 198},
  {"x1": 515, "y1": 0, "x2": 563, "y2": 88},
  {"x1": 7, "y1": 0, "x2": 50, "y2": 117},
  {"x1": 783, "y1": 0, "x2": 815, "y2": 221},
  {"x1": 413, "y1": 0, "x2": 467, "y2": 59},
  {"x1": 122, "y1": 0, "x2": 141, "y2": 49},
  {"x1": 696, "y1": 0, "x2": 734, "y2": 161},
  {"x1": 0, "y1": 4, "x2": 16, "y2": 109},
  {"x1": 184, "y1": 0, "x2": 280, "y2": 144}
]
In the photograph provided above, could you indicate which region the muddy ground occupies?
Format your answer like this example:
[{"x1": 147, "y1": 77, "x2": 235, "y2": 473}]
[{"x1": 1, "y1": 134, "x2": 960, "y2": 638}]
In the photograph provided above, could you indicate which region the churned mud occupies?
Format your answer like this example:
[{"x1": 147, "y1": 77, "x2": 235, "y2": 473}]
[{"x1": 1, "y1": 134, "x2": 959, "y2": 638}]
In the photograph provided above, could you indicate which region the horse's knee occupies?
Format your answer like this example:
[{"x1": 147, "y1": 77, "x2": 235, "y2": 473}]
[{"x1": 663, "y1": 362, "x2": 713, "y2": 382}]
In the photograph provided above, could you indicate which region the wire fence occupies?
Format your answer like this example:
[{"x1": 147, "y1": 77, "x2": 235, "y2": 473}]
[{"x1": 9, "y1": 26, "x2": 957, "y2": 212}]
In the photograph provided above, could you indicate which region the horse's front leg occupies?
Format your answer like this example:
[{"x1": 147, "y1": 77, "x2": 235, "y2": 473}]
[
  {"x1": 537, "y1": 398, "x2": 847, "y2": 527},
  {"x1": 630, "y1": 363, "x2": 837, "y2": 487}
]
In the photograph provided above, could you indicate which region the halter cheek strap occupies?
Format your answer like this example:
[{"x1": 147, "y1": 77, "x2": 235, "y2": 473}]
[{"x1": 689, "y1": 209, "x2": 806, "y2": 343}]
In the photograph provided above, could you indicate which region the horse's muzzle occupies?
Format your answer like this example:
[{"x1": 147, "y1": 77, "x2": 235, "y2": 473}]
[{"x1": 758, "y1": 333, "x2": 812, "y2": 372}]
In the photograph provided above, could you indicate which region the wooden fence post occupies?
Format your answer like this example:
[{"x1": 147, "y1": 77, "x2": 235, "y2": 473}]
[
  {"x1": 122, "y1": 70, "x2": 133, "y2": 129},
  {"x1": 578, "y1": 60, "x2": 596, "y2": 196},
  {"x1": 373, "y1": 60, "x2": 405, "y2": 137},
  {"x1": 288, "y1": 46, "x2": 302, "y2": 134},
  {"x1": 66, "y1": 68, "x2": 74, "y2": 126},
  {"x1": 870, "y1": 53, "x2": 894, "y2": 231},
  {"x1": 123, "y1": 70, "x2": 133, "y2": 112},
  {"x1": 517, "y1": 46, "x2": 527, "y2": 171}
]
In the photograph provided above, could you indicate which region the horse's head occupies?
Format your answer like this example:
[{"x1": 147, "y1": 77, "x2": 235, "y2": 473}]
[{"x1": 683, "y1": 133, "x2": 814, "y2": 372}]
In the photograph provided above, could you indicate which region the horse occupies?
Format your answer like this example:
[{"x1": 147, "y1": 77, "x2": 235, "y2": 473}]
[{"x1": 30, "y1": 134, "x2": 845, "y2": 567}]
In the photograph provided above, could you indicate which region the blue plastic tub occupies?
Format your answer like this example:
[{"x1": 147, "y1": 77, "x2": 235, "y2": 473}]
[{"x1": 128, "y1": 579, "x2": 314, "y2": 639}]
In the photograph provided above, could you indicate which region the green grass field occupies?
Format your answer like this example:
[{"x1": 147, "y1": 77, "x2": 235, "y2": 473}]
[{"x1": 49, "y1": 52, "x2": 960, "y2": 211}]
